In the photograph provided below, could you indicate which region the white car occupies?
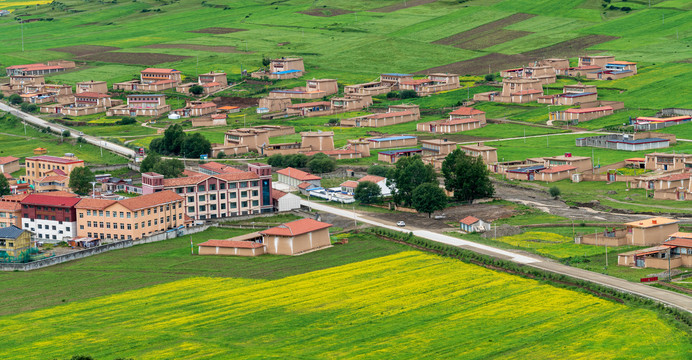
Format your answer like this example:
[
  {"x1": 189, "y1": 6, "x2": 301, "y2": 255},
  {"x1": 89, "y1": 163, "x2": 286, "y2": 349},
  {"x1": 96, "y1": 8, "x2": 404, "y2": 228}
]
[{"x1": 396, "y1": 221, "x2": 406, "y2": 227}]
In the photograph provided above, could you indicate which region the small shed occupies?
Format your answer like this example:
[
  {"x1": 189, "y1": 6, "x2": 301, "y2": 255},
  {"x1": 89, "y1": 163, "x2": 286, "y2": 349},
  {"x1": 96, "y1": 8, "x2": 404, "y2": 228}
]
[{"x1": 459, "y1": 216, "x2": 491, "y2": 233}]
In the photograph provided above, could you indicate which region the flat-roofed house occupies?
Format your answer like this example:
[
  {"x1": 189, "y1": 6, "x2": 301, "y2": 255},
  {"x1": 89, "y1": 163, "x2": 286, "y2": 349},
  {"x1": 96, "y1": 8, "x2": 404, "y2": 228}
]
[
  {"x1": 378, "y1": 149, "x2": 422, "y2": 164},
  {"x1": 578, "y1": 55, "x2": 615, "y2": 68},
  {"x1": 260, "y1": 218, "x2": 332, "y2": 255},
  {"x1": 542, "y1": 154, "x2": 592, "y2": 172},
  {"x1": 421, "y1": 139, "x2": 457, "y2": 157},
  {"x1": 500, "y1": 65, "x2": 556, "y2": 85},
  {"x1": 5, "y1": 62, "x2": 70, "y2": 76},
  {"x1": 0, "y1": 156, "x2": 20, "y2": 174},
  {"x1": 198, "y1": 237, "x2": 267, "y2": 257},
  {"x1": 550, "y1": 106, "x2": 613, "y2": 124},
  {"x1": 624, "y1": 217, "x2": 678, "y2": 246},
  {"x1": 398, "y1": 73, "x2": 460, "y2": 95},
  {"x1": 536, "y1": 165, "x2": 577, "y2": 182},
  {"x1": 172, "y1": 101, "x2": 217, "y2": 118},
  {"x1": 587, "y1": 61, "x2": 637, "y2": 80},
  {"x1": 474, "y1": 78, "x2": 543, "y2": 103},
  {"x1": 41, "y1": 92, "x2": 114, "y2": 116},
  {"x1": 618, "y1": 232, "x2": 692, "y2": 269},
  {"x1": 251, "y1": 57, "x2": 305, "y2": 79},
  {"x1": 459, "y1": 143, "x2": 498, "y2": 164},
  {"x1": 342, "y1": 104, "x2": 420, "y2": 127},
  {"x1": 76, "y1": 80, "x2": 108, "y2": 94},
  {"x1": 107, "y1": 94, "x2": 170, "y2": 117},
  {"x1": 538, "y1": 58, "x2": 570, "y2": 72},
  {"x1": 361, "y1": 135, "x2": 418, "y2": 149},
  {"x1": 344, "y1": 73, "x2": 413, "y2": 95},
  {"x1": 113, "y1": 68, "x2": 181, "y2": 92},
  {"x1": 645, "y1": 153, "x2": 692, "y2": 171},
  {"x1": 267, "y1": 79, "x2": 338, "y2": 99},
  {"x1": 176, "y1": 71, "x2": 228, "y2": 94}
]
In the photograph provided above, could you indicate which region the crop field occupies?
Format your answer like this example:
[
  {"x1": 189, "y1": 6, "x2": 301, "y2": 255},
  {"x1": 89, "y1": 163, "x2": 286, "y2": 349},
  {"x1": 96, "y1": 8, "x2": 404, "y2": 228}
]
[
  {"x1": 0, "y1": 251, "x2": 689, "y2": 359},
  {"x1": 0, "y1": 1, "x2": 51, "y2": 10}
]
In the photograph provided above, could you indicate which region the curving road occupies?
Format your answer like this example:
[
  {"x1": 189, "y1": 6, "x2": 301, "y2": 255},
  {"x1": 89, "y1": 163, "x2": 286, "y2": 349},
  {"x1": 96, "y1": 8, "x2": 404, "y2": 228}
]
[
  {"x1": 302, "y1": 199, "x2": 692, "y2": 313},
  {"x1": 0, "y1": 102, "x2": 136, "y2": 159}
]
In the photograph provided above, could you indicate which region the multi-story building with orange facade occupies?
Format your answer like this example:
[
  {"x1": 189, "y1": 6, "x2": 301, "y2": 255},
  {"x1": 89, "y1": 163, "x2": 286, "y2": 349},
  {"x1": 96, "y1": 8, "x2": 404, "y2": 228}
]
[
  {"x1": 23, "y1": 154, "x2": 84, "y2": 188},
  {"x1": 75, "y1": 190, "x2": 185, "y2": 241}
]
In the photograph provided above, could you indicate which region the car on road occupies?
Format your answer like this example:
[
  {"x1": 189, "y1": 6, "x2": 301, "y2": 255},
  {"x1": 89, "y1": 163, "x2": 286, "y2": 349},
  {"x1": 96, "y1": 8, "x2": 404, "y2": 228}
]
[{"x1": 396, "y1": 221, "x2": 405, "y2": 227}]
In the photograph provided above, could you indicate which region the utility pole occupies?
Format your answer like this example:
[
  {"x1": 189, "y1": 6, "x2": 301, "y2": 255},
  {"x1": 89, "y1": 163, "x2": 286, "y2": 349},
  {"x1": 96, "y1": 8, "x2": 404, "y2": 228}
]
[
  {"x1": 668, "y1": 248, "x2": 671, "y2": 281},
  {"x1": 90, "y1": 181, "x2": 98, "y2": 198}
]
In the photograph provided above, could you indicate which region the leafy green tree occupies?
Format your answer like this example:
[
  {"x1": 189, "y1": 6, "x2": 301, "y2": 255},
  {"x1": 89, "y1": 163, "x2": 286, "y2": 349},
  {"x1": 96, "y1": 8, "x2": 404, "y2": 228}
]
[
  {"x1": 8, "y1": 93, "x2": 22, "y2": 105},
  {"x1": 549, "y1": 186, "x2": 561, "y2": 198},
  {"x1": 307, "y1": 153, "x2": 336, "y2": 173},
  {"x1": 20, "y1": 103, "x2": 37, "y2": 113},
  {"x1": 181, "y1": 132, "x2": 211, "y2": 158},
  {"x1": 354, "y1": 181, "x2": 381, "y2": 204},
  {"x1": 284, "y1": 154, "x2": 308, "y2": 168},
  {"x1": 484, "y1": 74, "x2": 495, "y2": 82},
  {"x1": 411, "y1": 183, "x2": 447, "y2": 218},
  {"x1": 216, "y1": 151, "x2": 226, "y2": 159},
  {"x1": 148, "y1": 137, "x2": 165, "y2": 155},
  {"x1": 262, "y1": 56, "x2": 271, "y2": 67},
  {"x1": 0, "y1": 173, "x2": 10, "y2": 196},
  {"x1": 441, "y1": 149, "x2": 494, "y2": 203},
  {"x1": 116, "y1": 117, "x2": 137, "y2": 125},
  {"x1": 153, "y1": 158, "x2": 184, "y2": 178},
  {"x1": 140, "y1": 152, "x2": 161, "y2": 173},
  {"x1": 162, "y1": 124, "x2": 185, "y2": 155},
  {"x1": 62, "y1": 130, "x2": 71, "y2": 138},
  {"x1": 267, "y1": 154, "x2": 284, "y2": 167},
  {"x1": 367, "y1": 164, "x2": 389, "y2": 177},
  {"x1": 189, "y1": 84, "x2": 204, "y2": 95},
  {"x1": 388, "y1": 155, "x2": 437, "y2": 207},
  {"x1": 69, "y1": 167, "x2": 96, "y2": 195},
  {"x1": 399, "y1": 90, "x2": 418, "y2": 99}
]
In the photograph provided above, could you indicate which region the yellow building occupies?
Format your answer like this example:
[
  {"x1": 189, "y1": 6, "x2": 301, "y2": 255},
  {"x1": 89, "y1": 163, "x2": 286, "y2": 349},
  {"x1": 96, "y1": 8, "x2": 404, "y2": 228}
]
[{"x1": 0, "y1": 225, "x2": 31, "y2": 257}]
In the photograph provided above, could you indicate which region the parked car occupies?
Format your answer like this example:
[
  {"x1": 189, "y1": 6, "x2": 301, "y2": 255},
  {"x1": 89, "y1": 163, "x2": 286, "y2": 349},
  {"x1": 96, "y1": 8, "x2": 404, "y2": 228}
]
[
  {"x1": 396, "y1": 221, "x2": 405, "y2": 227},
  {"x1": 434, "y1": 214, "x2": 446, "y2": 220}
]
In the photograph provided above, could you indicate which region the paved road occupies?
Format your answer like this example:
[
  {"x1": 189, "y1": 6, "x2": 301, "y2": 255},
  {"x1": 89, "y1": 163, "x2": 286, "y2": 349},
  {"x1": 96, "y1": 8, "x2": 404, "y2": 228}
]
[
  {"x1": 302, "y1": 199, "x2": 692, "y2": 313},
  {"x1": 0, "y1": 102, "x2": 136, "y2": 159}
]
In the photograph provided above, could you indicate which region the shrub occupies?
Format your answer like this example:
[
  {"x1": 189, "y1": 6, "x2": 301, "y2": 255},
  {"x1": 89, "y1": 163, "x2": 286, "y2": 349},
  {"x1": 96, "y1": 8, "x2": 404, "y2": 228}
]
[
  {"x1": 20, "y1": 103, "x2": 38, "y2": 113},
  {"x1": 189, "y1": 84, "x2": 204, "y2": 95},
  {"x1": 549, "y1": 186, "x2": 561, "y2": 197},
  {"x1": 385, "y1": 91, "x2": 399, "y2": 99},
  {"x1": 399, "y1": 90, "x2": 418, "y2": 99},
  {"x1": 116, "y1": 116, "x2": 137, "y2": 125},
  {"x1": 484, "y1": 74, "x2": 495, "y2": 82},
  {"x1": 8, "y1": 94, "x2": 22, "y2": 105},
  {"x1": 216, "y1": 151, "x2": 226, "y2": 159}
]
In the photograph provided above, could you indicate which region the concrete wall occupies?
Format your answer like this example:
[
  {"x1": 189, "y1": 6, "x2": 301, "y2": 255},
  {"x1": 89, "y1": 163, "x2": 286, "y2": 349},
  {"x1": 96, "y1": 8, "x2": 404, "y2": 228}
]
[{"x1": 631, "y1": 223, "x2": 678, "y2": 246}]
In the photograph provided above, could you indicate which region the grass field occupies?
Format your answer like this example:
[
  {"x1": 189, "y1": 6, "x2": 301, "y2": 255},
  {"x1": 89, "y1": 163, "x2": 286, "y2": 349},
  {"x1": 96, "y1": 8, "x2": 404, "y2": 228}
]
[{"x1": 0, "y1": 251, "x2": 689, "y2": 359}]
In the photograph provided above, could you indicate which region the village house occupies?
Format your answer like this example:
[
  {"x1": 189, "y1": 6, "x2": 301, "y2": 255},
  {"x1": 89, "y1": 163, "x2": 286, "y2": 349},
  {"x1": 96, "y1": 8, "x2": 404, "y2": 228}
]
[
  {"x1": 142, "y1": 163, "x2": 273, "y2": 219},
  {"x1": 0, "y1": 201, "x2": 22, "y2": 229},
  {"x1": 107, "y1": 94, "x2": 170, "y2": 117},
  {"x1": 633, "y1": 115, "x2": 692, "y2": 131},
  {"x1": 113, "y1": 68, "x2": 182, "y2": 92},
  {"x1": 198, "y1": 236, "x2": 267, "y2": 257},
  {"x1": 75, "y1": 190, "x2": 185, "y2": 242},
  {"x1": 417, "y1": 107, "x2": 486, "y2": 133},
  {"x1": 474, "y1": 78, "x2": 543, "y2": 104},
  {"x1": 211, "y1": 125, "x2": 295, "y2": 157},
  {"x1": 626, "y1": 217, "x2": 679, "y2": 246},
  {"x1": 4, "y1": 61, "x2": 75, "y2": 76},
  {"x1": 191, "y1": 114, "x2": 227, "y2": 128},
  {"x1": 543, "y1": 154, "x2": 593, "y2": 172},
  {"x1": 251, "y1": 57, "x2": 305, "y2": 79},
  {"x1": 271, "y1": 189, "x2": 301, "y2": 212},
  {"x1": 341, "y1": 175, "x2": 391, "y2": 197},
  {"x1": 538, "y1": 84, "x2": 599, "y2": 106},
  {"x1": 20, "y1": 194, "x2": 82, "y2": 242},
  {"x1": 0, "y1": 75, "x2": 45, "y2": 96},
  {"x1": 260, "y1": 218, "x2": 332, "y2": 255},
  {"x1": 459, "y1": 216, "x2": 491, "y2": 233},
  {"x1": 536, "y1": 165, "x2": 578, "y2": 182},
  {"x1": 341, "y1": 104, "x2": 420, "y2": 127},
  {"x1": 0, "y1": 156, "x2": 20, "y2": 174},
  {"x1": 398, "y1": 73, "x2": 460, "y2": 95},
  {"x1": 559, "y1": 55, "x2": 613, "y2": 77},
  {"x1": 22, "y1": 154, "x2": 84, "y2": 189},
  {"x1": 339, "y1": 180, "x2": 359, "y2": 195},
  {"x1": 549, "y1": 106, "x2": 614, "y2": 124},
  {"x1": 645, "y1": 152, "x2": 692, "y2": 171},
  {"x1": 40, "y1": 92, "x2": 114, "y2": 116},
  {"x1": 176, "y1": 71, "x2": 228, "y2": 94},
  {"x1": 459, "y1": 143, "x2": 498, "y2": 164},
  {"x1": 378, "y1": 148, "x2": 423, "y2": 164},
  {"x1": 344, "y1": 73, "x2": 413, "y2": 95},
  {"x1": 285, "y1": 95, "x2": 373, "y2": 117},
  {"x1": 277, "y1": 167, "x2": 321, "y2": 188},
  {"x1": 76, "y1": 80, "x2": 108, "y2": 94},
  {"x1": 618, "y1": 232, "x2": 692, "y2": 270},
  {"x1": 267, "y1": 79, "x2": 338, "y2": 99},
  {"x1": 651, "y1": 173, "x2": 692, "y2": 201},
  {"x1": 0, "y1": 225, "x2": 31, "y2": 257},
  {"x1": 355, "y1": 135, "x2": 418, "y2": 149},
  {"x1": 576, "y1": 133, "x2": 674, "y2": 151},
  {"x1": 500, "y1": 65, "x2": 556, "y2": 85},
  {"x1": 420, "y1": 139, "x2": 457, "y2": 157},
  {"x1": 172, "y1": 101, "x2": 217, "y2": 118},
  {"x1": 587, "y1": 61, "x2": 637, "y2": 80},
  {"x1": 538, "y1": 58, "x2": 570, "y2": 73},
  {"x1": 258, "y1": 97, "x2": 292, "y2": 113}
]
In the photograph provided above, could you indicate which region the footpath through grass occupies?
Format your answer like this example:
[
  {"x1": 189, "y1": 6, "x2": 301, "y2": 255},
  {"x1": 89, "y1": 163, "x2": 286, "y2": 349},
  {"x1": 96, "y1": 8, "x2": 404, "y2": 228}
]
[
  {"x1": 0, "y1": 227, "x2": 407, "y2": 315},
  {"x1": 0, "y1": 251, "x2": 689, "y2": 359}
]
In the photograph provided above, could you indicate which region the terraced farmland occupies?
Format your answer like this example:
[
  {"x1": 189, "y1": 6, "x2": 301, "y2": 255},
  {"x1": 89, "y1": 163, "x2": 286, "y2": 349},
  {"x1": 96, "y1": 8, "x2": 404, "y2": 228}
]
[{"x1": 0, "y1": 252, "x2": 688, "y2": 359}]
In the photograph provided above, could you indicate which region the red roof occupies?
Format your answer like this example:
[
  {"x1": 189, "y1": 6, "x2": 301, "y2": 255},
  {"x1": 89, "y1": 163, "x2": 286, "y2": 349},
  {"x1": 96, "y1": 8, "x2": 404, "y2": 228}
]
[
  {"x1": 541, "y1": 165, "x2": 577, "y2": 174},
  {"x1": 565, "y1": 106, "x2": 613, "y2": 114},
  {"x1": 163, "y1": 175, "x2": 209, "y2": 187},
  {"x1": 21, "y1": 194, "x2": 82, "y2": 207},
  {"x1": 216, "y1": 172, "x2": 259, "y2": 182},
  {"x1": 400, "y1": 79, "x2": 431, "y2": 85},
  {"x1": 445, "y1": 118, "x2": 481, "y2": 125},
  {"x1": 359, "y1": 175, "x2": 385, "y2": 183},
  {"x1": 460, "y1": 216, "x2": 480, "y2": 225},
  {"x1": 199, "y1": 162, "x2": 244, "y2": 174},
  {"x1": 449, "y1": 107, "x2": 484, "y2": 116},
  {"x1": 0, "y1": 156, "x2": 19, "y2": 165},
  {"x1": 664, "y1": 238, "x2": 692, "y2": 248},
  {"x1": 298, "y1": 182, "x2": 315, "y2": 189},
  {"x1": 658, "y1": 173, "x2": 691, "y2": 182},
  {"x1": 260, "y1": 218, "x2": 332, "y2": 237},
  {"x1": 0, "y1": 201, "x2": 21, "y2": 212},
  {"x1": 36, "y1": 175, "x2": 68, "y2": 182},
  {"x1": 198, "y1": 240, "x2": 264, "y2": 249},
  {"x1": 271, "y1": 189, "x2": 287, "y2": 200},
  {"x1": 202, "y1": 82, "x2": 221, "y2": 87},
  {"x1": 26, "y1": 155, "x2": 83, "y2": 164},
  {"x1": 7, "y1": 64, "x2": 64, "y2": 71},
  {"x1": 141, "y1": 68, "x2": 180, "y2": 74},
  {"x1": 276, "y1": 167, "x2": 321, "y2": 181},
  {"x1": 368, "y1": 111, "x2": 413, "y2": 119},
  {"x1": 118, "y1": 190, "x2": 182, "y2": 211},
  {"x1": 340, "y1": 180, "x2": 359, "y2": 188},
  {"x1": 75, "y1": 198, "x2": 116, "y2": 210}
]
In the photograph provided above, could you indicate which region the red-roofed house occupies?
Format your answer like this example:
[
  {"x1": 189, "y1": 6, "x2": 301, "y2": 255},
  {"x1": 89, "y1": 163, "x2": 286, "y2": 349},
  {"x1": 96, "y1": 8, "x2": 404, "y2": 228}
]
[
  {"x1": 618, "y1": 232, "x2": 692, "y2": 269},
  {"x1": 398, "y1": 73, "x2": 460, "y2": 95},
  {"x1": 113, "y1": 68, "x2": 182, "y2": 92},
  {"x1": 459, "y1": 216, "x2": 491, "y2": 233},
  {"x1": 550, "y1": 106, "x2": 613, "y2": 124},
  {"x1": 537, "y1": 165, "x2": 578, "y2": 182},
  {"x1": 0, "y1": 201, "x2": 22, "y2": 228},
  {"x1": 339, "y1": 180, "x2": 359, "y2": 195},
  {"x1": 277, "y1": 167, "x2": 321, "y2": 188},
  {"x1": 198, "y1": 236, "x2": 267, "y2": 256},
  {"x1": 5, "y1": 62, "x2": 72, "y2": 76},
  {"x1": 0, "y1": 156, "x2": 20, "y2": 174},
  {"x1": 260, "y1": 218, "x2": 332, "y2": 255},
  {"x1": 271, "y1": 189, "x2": 300, "y2": 212},
  {"x1": 21, "y1": 194, "x2": 82, "y2": 242}
]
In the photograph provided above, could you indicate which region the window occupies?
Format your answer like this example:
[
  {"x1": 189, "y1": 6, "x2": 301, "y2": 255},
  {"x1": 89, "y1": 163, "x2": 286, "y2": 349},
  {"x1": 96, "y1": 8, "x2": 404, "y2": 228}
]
[
  {"x1": 106, "y1": 223, "x2": 111, "y2": 229},
  {"x1": 52, "y1": 225, "x2": 56, "y2": 230},
  {"x1": 66, "y1": 227, "x2": 70, "y2": 231},
  {"x1": 220, "y1": 193, "x2": 225, "y2": 200},
  {"x1": 188, "y1": 206, "x2": 194, "y2": 212},
  {"x1": 135, "y1": 223, "x2": 138, "y2": 230},
  {"x1": 127, "y1": 212, "x2": 131, "y2": 219},
  {"x1": 252, "y1": 190, "x2": 258, "y2": 197},
  {"x1": 240, "y1": 182, "x2": 248, "y2": 188},
  {"x1": 230, "y1": 202, "x2": 237, "y2": 209},
  {"x1": 160, "y1": 206, "x2": 163, "y2": 212},
  {"x1": 38, "y1": 224, "x2": 42, "y2": 229},
  {"x1": 241, "y1": 191, "x2": 247, "y2": 198},
  {"x1": 175, "y1": 188, "x2": 183, "y2": 194},
  {"x1": 147, "y1": 209, "x2": 151, "y2": 215},
  {"x1": 210, "y1": 194, "x2": 216, "y2": 201},
  {"x1": 154, "y1": 219, "x2": 158, "y2": 225},
  {"x1": 99, "y1": 211, "x2": 103, "y2": 216},
  {"x1": 80, "y1": 225, "x2": 84, "y2": 230},
  {"x1": 220, "y1": 183, "x2": 226, "y2": 190},
  {"x1": 106, "y1": 211, "x2": 110, "y2": 217},
  {"x1": 199, "y1": 195, "x2": 205, "y2": 202},
  {"x1": 153, "y1": 208, "x2": 157, "y2": 214},
  {"x1": 230, "y1": 193, "x2": 236, "y2": 199},
  {"x1": 199, "y1": 205, "x2": 206, "y2": 212},
  {"x1": 198, "y1": 185, "x2": 205, "y2": 191},
  {"x1": 187, "y1": 186, "x2": 194, "y2": 193},
  {"x1": 241, "y1": 201, "x2": 248, "y2": 208},
  {"x1": 210, "y1": 204, "x2": 216, "y2": 211},
  {"x1": 51, "y1": 216, "x2": 56, "y2": 221},
  {"x1": 221, "y1": 203, "x2": 226, "y2": 210},
  {"x1": 252, "y1": 181, "x2": 259, "y2": 187},
  {"x1": 88, "y1": 232, "x2": 92, "y2": 237},
  {"x1": 87, "y1": 210, "x2": 92, "y2": 216},
  {"x1": 178, "y1": 213, "x2": 182, "y2": 220},
  {"x1": 79, "y1": 213, "x2": 83, "y2": 218},
  {"x1": 252, "y1": 200, "x2": 259, "y2": 207},
  {"x1": 188, "y1": 196, "x2": 194, "y2": 203},
  {"x1": 127, "y1": 224, "x2": 131, "y2": 230},
  {"x1": 87, "y1": 221, "x2": 92, "y2": 227},
  {"x1": 120, "y1": 223, "x2": 124, "y2": 230},
  {"x1": 120, "y1": 212, "x2": 124, "y2": 218},
  {"x1": 229, "y1": 183, "x2": 236, "y2": 189},
  {"x1": 99, "y1": 222, "x2": 104, "y2": 228},
  {"x1": 209, "y1": 184, "x2": 216, "y2": 191},
  {"x1": 147, "y1": 220, "x2": 151, "y2": 226}
]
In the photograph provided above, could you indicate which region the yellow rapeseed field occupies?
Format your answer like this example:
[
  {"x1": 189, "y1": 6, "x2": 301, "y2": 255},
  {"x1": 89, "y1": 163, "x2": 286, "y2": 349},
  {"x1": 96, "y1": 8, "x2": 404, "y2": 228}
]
[
  {"x1": 0, "y1": 252, "x2": 688, "y2": 359},
  {"x1": 0, "y1": 1, "x2": 52, "y2": 10}
]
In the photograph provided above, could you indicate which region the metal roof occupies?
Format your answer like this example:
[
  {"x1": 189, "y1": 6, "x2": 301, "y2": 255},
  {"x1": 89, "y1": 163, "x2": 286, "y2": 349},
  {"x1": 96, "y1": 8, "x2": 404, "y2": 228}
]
[
  {"x1": 272, "y1": 70, "x2": 301, "y2": 75},
  {"x1": 378, "y1": 148, "x2": 422, "y2": 155},
  {"x1": 0, "y1": 225, "x2": 24, "y2": 239},
  {"x1": 369, "y1": 136, "x2": 416, "y2": 142},
  {"x1": 381, "y1": 73, "x2": 412, "y2": 76}
]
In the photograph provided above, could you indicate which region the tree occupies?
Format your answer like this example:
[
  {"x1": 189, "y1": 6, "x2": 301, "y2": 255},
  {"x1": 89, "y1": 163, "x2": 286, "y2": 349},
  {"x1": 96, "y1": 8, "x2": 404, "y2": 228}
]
[
  {"x1": 399, "y1": 90, "x2": 418, "y2": 99},
  {"x1": 62, "y1": 130, "x2": 71, "y2": 138},
  {"x1": 267, "y1": 154, "x2": 284, "y2": 167},
  {"x1": 148, "y1": 137, "x2": 165, "y2": 155},
  {"x1": 181, "y1": 132, "x2": 211, "y2": 158},
  {"x1": 189, "y1": 84, "x2": 204, "y2": 95},
  {"x1": 441, "y1": 149, "x2": 494, "y2": 203},
  {"x1": 8, "y1": 93, "x2": 22, "y2": 105},
  {"x1": 116, "y1": 116, "x2": 136, "y2": 125},
  {"x1": 140, "y1": 152, "x2": 161, "y2": 173},
  {"x1": 367, "y1": 164, "x2": 389, "y2": 177},
  {"x1": 153, "y1": 158, "x2": 184, "y2": 178},
  {"x1": 354, "y1": 181, "x2": 381, "y2": 204},
  {"x1": 69, "y1": 167, "x2": 96, "y2": 195},
  {"x1": 0, "y1": 174, "x2": 10, "y2": 196},
  {"x1": 162, "y1": 124, "x2": 185, "y2": 155},
  {"x1": 20, "y1": 103, "x2": 37, "y2": 113},
  {"x1": 216, "y1": 151, "x2": 226, "y2": 159},
  {"x1": 549, "y1": 186, "x2": 561, "y2": 198},
  {"x1": 411, "y1": 183, "x2": 447, "y2": 218},
  {"x1": 307, "y1": 153, "x2": 336, "y2": 173},
  {"x1": 388, "y1": 155, "x2": 437, "y2": 207},
  {"x1": 284, "y1": 153, "x2": 308, "y2": 168},
  {"x1": 484, "y1": 74, "x2": 495, "y2": 82},
  {"x1": 262, "y1": 56, "x2": 271, "y2": 67}
]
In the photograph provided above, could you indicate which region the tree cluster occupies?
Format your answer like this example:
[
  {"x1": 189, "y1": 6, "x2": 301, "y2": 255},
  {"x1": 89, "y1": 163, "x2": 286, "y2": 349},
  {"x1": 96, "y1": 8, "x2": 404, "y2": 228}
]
[
  {"x1": 140, "y1": 153, "x2": 184, "y2": 178},
  {"x1": 69, "y1": 167, "x2": 96, "y2": 195},
  {"x1": 441, "y1": 149, "x2": 494, "y2": 203},
  {"x1": 354, "y1": 181, "x2": 381, "y2": 204},
  {"x1": 387, "y1": 155, "x2": 446, "y2": 217},
  {"x1": 267, "y1": 152, "x2": 337, "y2": 174},
  {"x1": 149, "y1": 124, "x2": 211, "y2": 159}
]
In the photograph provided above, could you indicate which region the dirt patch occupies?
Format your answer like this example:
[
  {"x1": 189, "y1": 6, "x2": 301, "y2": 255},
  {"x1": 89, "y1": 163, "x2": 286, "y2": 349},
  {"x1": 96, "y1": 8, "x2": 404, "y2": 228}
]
[
  {"x1": 188, "y1": 27, "x2": 247, "y2": 34},
  {"x1": 433, "y1": 13, "x2": 535, "y2": 46},
  {"x1": 277, "y1": 42, "x2": 291, "y2": 46},
  {"x1": 140, "y1": 44, "x2": 250, "y2": 53},
  {"x1": 369, "y1": 0, "x2": 439, "y2": 13},
  {"x1": 49, "y1": 45, "x2": 120, "y2": 57},
  {"x1": 454, "y1": 29, "x2": 532, "y2": 50},
  {"x1": 212, "y1": 96, "x2": 259, "y2": 108},
  {"x1": 298, "y1": 7, "x2": 354, "y2": 17},
  {"x1": 367, "y1": 203, "x2": 516, "y2": 231},
  {"x1": 76, "y1": 22, "x2": 98, "y2": 27},
  {"x1": 418, "y1": 34, "x2": 618, "y2": 75},
  {"x1": 76, "y1": 52, "x2": 190, "y2": 65}
]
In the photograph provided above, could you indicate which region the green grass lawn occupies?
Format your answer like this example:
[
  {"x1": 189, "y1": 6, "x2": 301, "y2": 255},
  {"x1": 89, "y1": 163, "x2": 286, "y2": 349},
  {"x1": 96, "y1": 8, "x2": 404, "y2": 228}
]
[
  {"x1": 656, "y1": 122, "x2": 692, "y2": 140},
  {"x1": 0, "y1": 251, "x2": 689, "y2": 359},
  {"x1": 0, "y1": 227, "x2": 407, "y2": 316}
]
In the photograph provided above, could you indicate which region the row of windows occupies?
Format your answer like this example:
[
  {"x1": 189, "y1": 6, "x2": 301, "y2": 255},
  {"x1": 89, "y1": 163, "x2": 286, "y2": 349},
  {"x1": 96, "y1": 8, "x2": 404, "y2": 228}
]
[
  {"x1": 187, "y1": 200, "x2": 257, "y2": 213},
  {"x1": 89, "y1": 233, "x2": 133, "y2": 240},
  {"x1": 80, "y1": 214, "x2": 181, "y2": 230},
  {"x1": 186, "y1": 190, "x2": 259, "y2": 203},
  {"x1": 23, "y1": 214, "x2": 70, "y2": 221},
  {"x1": 28, "y1": 162, "x2": 68, "y2": 170},
  {"x1": 22, "y1": 205, "x2": 70, "y2": 212},
  {"x1": 32, "y1": 224, "x2": 71, "y2": 232},
  {"x1": 173, "y1": 181, "x2": 259, "y2": 194},
  {"x1": 80, "y1": 203, "x2": 181, "y2": 218}
]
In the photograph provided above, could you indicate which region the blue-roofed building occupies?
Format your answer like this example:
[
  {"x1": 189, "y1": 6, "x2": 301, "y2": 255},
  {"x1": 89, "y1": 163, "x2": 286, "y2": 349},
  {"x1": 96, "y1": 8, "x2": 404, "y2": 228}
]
[
  {"x1": 576, "y1": 134, "x2": 670, "y2": 151},
  {"x1": 348, "y1": 135, "x2": 417, "y2": 150},
  {"x1": 0, "y1": 225, "x2": 31, "y2": 257},
  {"x1": 251, "y1": 57, "x2": 304, "y2": 80},
  {"x1": 587, "y1": 61, "x2": 637, "y2": 80},
  {"x1": 378, "y1": 148, "x2": 422, "y2": 163}
]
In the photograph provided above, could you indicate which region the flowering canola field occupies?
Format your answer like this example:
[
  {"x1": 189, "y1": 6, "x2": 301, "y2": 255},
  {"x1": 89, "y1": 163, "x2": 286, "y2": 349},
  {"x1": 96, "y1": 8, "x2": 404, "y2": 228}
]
[
  {"x1": 0, "y1": 251, "x2": 689, "y2": 359},
  {"x1": 0, "y1": 1, "x2": 52, "y2": 10}
]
